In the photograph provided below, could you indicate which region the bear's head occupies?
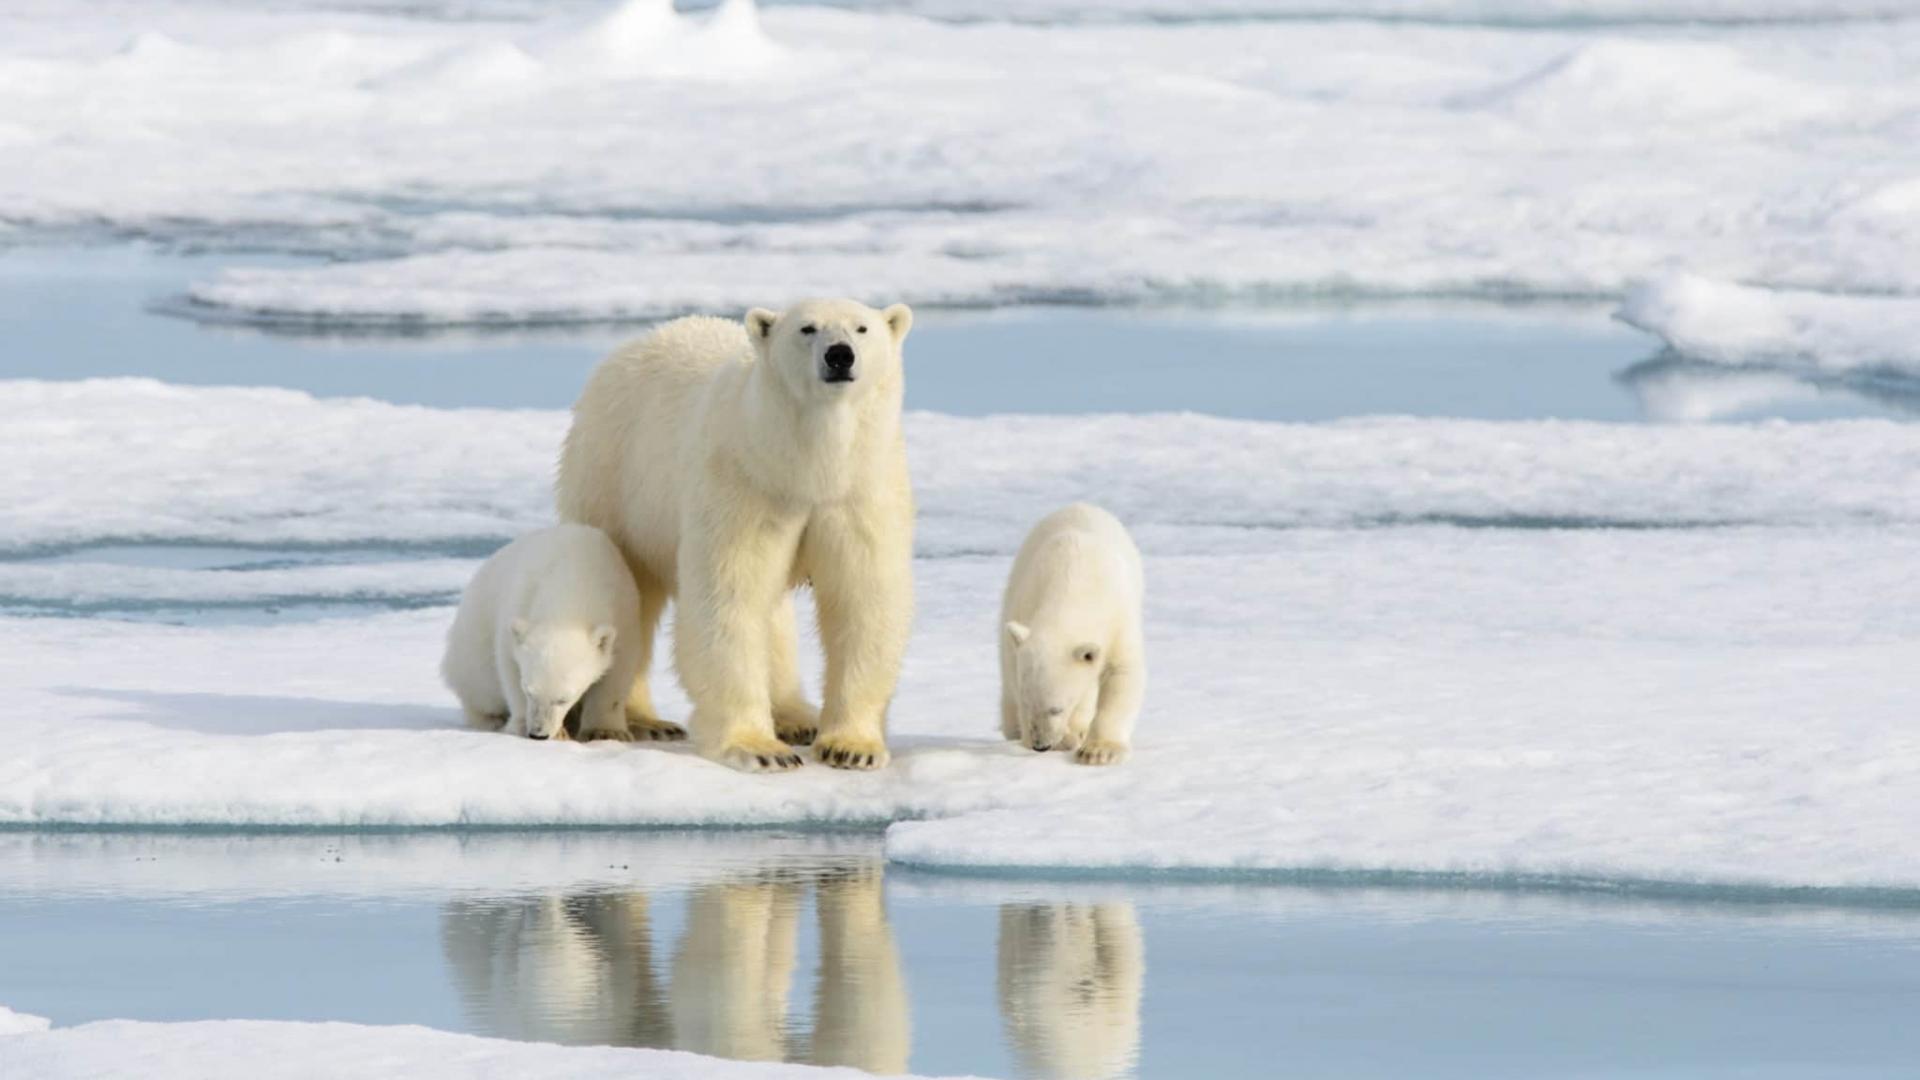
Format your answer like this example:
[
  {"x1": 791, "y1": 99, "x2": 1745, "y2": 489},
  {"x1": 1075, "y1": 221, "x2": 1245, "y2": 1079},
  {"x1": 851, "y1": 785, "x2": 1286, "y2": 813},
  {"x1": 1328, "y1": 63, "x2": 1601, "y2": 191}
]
[
  {"x1": 1004, "y1": 621, "x2": 1104, "y2": 753},
  {"x1": 510, "y1": 618, "x2": 617, "y2": 740},
  {"x1": 745, "y1": 299, "x2": 913, "y2": 404}
]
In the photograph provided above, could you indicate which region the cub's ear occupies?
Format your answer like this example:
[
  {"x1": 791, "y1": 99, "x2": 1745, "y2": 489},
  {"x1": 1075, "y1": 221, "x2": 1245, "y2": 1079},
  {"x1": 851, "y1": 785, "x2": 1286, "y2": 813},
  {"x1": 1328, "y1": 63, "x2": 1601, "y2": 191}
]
[
  {"x1": 1005, "y1": 620, "x2": 1031, "y2": 647},
  {"x1": 591, "y1": 624, "x2": 617, "y2": 657},
  {"x1": 884, "y1": 303, "x2": 913, "y2": 345},
  {"x1": 746, "y1": 308, "x2": 779, "y2": 359},
  {"x1": 511, "y1": 617, "x2": 530, "y2": 644}
]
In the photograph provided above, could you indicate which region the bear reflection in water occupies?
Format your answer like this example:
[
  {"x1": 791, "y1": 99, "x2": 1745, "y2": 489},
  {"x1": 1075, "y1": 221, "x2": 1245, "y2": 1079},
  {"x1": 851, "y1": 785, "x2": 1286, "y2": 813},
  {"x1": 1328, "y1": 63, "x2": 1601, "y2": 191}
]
[
  {"x1": 441, "y1": 861, "x2": 1144, "y2": 1079},
  {"x1": 1000, "y1": 904, "x2": 1145, "y2": 1080}
]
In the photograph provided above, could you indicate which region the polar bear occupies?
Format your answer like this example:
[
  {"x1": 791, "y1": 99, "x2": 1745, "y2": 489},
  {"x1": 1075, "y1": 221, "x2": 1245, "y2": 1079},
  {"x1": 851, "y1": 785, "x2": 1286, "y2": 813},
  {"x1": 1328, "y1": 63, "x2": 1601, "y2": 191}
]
[
  {"x1": 1000, "y1": 503, "x2": 1145, "y2": 766},
  {"x1": 441, "y1": 524, "x2": 641, "y2": 741},
  {"x1": 557, "y1": 300, "x2": 915, "y2": 772}
]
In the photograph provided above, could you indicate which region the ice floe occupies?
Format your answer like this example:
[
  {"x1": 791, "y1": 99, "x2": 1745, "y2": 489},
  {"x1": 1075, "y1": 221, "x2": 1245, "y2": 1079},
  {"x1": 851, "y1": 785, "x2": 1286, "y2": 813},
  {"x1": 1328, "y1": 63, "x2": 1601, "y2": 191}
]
[
  {"x1": 1, "y1": 2, "x2": 1918, "y2": 322},
  {"x1": 6, "y1": 379, "x2": 1920, "y2": 565},
  {"x1": 0, "y1": 1016, "x2": 979, "y2": 1079},
  {"x1": 1619, "y1": 273, "x2": 1920, "y2": 376}
]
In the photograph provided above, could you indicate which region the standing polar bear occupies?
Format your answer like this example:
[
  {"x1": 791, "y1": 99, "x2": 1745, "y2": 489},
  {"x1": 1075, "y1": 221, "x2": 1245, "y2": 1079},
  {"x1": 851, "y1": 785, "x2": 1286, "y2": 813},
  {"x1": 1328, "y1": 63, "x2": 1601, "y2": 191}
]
[
  {"x1": 441, "y1": 524, "x2": 642, "y2": 741},
  {"x1": 1001, "y1": 503, "x2": 1146, "y2": 766},
  {"x1": 558, "y1": 300, "x2": 915, "y2": 772}
]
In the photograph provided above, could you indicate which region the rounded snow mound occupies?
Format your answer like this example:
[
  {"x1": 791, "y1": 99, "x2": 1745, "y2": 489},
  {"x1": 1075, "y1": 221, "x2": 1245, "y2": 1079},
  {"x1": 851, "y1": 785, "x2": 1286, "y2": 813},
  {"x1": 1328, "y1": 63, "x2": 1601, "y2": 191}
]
[{"x1": 1454, "y1": 40, "x2": 1838, "y2": 131}]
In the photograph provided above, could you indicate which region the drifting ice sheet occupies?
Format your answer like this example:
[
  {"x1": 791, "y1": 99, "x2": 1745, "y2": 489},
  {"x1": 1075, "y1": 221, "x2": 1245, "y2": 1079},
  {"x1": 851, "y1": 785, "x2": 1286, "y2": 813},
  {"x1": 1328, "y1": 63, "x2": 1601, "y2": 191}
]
[
  {"x1": 0, "y1": 2, "x2": 1918, "y2": 321},
  {"x1": 2, "y1": 524, "x2": 1918, "y2": 889},
  {"x1": 1618, "y1": 273, "x2": 1920, "y2": 375},
  {"x1": 0, "y1": 1017, "x2": 978, "y2": 1080},
  {"x1": 5, "y1": 380, "x2": 1920, "y2": 562}
]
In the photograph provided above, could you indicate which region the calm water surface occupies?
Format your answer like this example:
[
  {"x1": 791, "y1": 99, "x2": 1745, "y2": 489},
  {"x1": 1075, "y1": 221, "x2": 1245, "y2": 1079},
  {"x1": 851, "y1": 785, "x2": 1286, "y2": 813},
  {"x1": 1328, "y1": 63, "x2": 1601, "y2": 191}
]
[
  {"x1": 2, "y1": 245, "x2": 1911, "y2": 422},
  {"x1": 2, "y1": 832, "x2": 1918, "y2": 1080}
]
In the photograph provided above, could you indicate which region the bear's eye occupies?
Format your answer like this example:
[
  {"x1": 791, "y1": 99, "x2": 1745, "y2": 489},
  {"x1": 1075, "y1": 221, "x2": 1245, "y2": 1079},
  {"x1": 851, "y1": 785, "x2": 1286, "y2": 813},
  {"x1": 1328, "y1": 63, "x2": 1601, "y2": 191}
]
[
  {"x1": 801, "y1": 324, "x2": 817, "y2": 335},
  {"x1": 1076, "y1": 647, "x2": 1098, "y2": 664},
  {"x1": 857, "y1": 325, "x2": 868, "y2": 334}
]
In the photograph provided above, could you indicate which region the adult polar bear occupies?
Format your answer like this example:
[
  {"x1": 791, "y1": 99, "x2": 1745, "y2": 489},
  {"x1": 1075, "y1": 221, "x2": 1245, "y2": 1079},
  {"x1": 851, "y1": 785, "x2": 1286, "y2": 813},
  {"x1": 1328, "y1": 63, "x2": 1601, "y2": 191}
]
[{"x1": 558, "y1": 300, "x2": 914, "y2": 772}]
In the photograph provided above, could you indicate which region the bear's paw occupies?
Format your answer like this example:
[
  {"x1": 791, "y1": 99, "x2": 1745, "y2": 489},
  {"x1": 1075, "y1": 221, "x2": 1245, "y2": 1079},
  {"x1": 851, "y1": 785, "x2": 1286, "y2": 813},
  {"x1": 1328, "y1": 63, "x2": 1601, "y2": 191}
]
[
  {"x1": 1073, "y1": 740, "x2": 1129, "y2": 767},
  {"x1": 716, "y1": 734, "x2": 806, "y2": 773},
  {"x1": 772, "y1": 701, "x2": 821, "y2": 747},
  {"x1": 815, "y1": 732, "x2": 890, "y2": 771},
  {"x1": 626, "y1": 716, "x2": 688, "y2": 742}
]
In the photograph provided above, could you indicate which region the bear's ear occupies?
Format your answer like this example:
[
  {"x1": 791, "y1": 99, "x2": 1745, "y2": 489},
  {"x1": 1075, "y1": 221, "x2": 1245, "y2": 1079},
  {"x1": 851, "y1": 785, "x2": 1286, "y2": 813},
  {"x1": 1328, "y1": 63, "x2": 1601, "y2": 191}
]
[
  {"x1": 884, "y1": 303, "x2": 913, "y2": 345},
  {"x1": 591, "y1": 624, "x2": 617, "y2": 658},
  {"x1": 1005, "y1": 620, "x2": 1031, "y2": 647},
  {"x1": 511, "y1": 617, "x2": 530, "y2": 644},
  {"x1": 746, "y1": 308, "x2": 779, "y2": 360}
]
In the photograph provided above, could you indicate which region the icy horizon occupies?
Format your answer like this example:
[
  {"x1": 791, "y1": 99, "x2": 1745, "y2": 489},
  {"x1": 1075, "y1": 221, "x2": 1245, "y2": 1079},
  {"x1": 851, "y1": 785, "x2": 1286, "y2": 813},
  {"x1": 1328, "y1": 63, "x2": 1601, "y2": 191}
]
[{"x1": 1, "y1": 0, "x2": 1917, "y2": 374}]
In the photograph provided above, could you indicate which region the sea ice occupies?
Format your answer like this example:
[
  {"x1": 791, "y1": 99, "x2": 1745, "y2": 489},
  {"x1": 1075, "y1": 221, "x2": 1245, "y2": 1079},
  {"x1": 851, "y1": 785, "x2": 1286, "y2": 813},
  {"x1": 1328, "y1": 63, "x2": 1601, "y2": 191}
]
[
  {"x1": 0, "y1": 1, "x2": 1916, "y2": 322},
  {"x1": 0, "y1": 1016, "x2": 979, "y2": 1079},
  {"x1": 1618, "y1": 273, "x2": 1920, "y2": 376}
]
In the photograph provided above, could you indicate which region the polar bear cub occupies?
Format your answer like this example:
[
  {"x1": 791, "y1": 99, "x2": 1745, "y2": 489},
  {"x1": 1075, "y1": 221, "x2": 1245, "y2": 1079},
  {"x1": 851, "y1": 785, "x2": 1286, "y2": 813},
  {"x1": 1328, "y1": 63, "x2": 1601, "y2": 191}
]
[
  {"x1": 442, "y1": 524, "x2": 642, "y2": 741},
  {"x1": 1000, "y1": 503, "x2": 1146, "y2": 766}
]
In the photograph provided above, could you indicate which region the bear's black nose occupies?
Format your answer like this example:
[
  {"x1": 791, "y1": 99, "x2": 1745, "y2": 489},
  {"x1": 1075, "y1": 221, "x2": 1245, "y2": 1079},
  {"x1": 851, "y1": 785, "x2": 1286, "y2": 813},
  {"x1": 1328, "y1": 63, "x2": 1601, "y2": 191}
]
[{"x1": 823, "y1": 343, "x2": 855, "y2": 372}]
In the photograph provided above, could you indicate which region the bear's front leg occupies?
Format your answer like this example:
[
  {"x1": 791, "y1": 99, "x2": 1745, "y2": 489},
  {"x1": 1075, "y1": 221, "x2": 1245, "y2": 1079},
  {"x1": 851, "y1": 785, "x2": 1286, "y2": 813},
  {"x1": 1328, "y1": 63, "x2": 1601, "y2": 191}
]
[
  {"x1": 675, "y1": 486, "x2": 807, "y2": 772},
  {"x1": 1075, "y1": 658, "x2": 1143, "y2": 766},
  {"x1": 804, "y1": 502, "x2": 912, "y2": 771},
  {"x1": 495, "y1": 632, "x2": 530, "y2": 738},
  {"x1": 578, "y1": 618, "x2": 647, "y2": 743}
]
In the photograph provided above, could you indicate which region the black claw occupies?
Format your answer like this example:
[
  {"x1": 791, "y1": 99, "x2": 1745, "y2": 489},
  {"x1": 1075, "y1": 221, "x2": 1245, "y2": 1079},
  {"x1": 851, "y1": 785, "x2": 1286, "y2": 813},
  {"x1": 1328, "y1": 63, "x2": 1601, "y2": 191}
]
[{"x1": 756, "y1": 754, "x2": 770, "y2": 768}]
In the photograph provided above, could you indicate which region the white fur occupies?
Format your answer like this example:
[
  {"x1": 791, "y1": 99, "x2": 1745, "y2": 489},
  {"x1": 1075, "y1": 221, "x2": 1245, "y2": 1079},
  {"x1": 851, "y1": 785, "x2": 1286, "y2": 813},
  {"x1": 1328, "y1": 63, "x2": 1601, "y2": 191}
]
[
  {"x1": 557, "y1": 299, "x2": 915, "y2": 772},
  {"x1": 1000, "y1": 503, "x2": 1146, "y2": 766},
  {"x1": 440, "y1": 524, "x2": 641, "y2": 742}
]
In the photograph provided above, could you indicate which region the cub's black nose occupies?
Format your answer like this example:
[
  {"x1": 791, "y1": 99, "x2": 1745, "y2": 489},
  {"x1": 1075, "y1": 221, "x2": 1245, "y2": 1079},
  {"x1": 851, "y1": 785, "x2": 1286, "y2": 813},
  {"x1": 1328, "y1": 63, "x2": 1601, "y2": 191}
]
[
  {"x1": 528, "y1": 732, "x2": 549, "y2": 741},
  {"x1": 824, "y1": 343, "x2": 855, "y2": 372}
]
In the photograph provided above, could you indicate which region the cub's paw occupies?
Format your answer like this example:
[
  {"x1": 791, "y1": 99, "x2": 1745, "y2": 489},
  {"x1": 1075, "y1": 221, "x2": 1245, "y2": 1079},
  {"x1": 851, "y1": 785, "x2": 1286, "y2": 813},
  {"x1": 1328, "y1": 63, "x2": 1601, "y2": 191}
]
[
  {"x1": 627, "y1": 715, "x2": 688, "y2": 742},
  {"x1": 1073, "y1": 740, "x2": 1129, "y2": 766},
  {"x1": 716, "y1": 736, "x2": 806, "y2": 773},
  {"x1": 579, "y1": 725, "x2": 634, "y2": 743},
  {"x1": 815, "y1": 733, "x2": 890, "y2": 771},
  {"x1": 773, "y1": 701, "x2": 821, "y2": 747}
]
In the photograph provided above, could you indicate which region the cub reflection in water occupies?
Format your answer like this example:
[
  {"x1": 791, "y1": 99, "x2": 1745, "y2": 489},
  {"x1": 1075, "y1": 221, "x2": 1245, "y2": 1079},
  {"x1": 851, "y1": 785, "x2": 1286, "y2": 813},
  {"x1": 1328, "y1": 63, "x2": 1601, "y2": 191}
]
[
  {"x1": 998, "y1": 903, "x2": 1145, "y2": 1080},
  {"x1": 441, "y1": 863, "x2": 908, "y2": 1073}
]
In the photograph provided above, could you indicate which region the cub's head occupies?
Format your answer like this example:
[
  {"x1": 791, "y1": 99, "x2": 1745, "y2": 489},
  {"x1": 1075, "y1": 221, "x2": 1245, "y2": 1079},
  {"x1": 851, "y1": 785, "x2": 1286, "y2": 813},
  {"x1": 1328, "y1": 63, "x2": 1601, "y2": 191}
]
[
  {"x1": 509, "y1": 619, "x2": 617, "y2": 740},
  {"x1": 745, "y1": 299, "x2": 913, "y2": 402},
  {"x1": 1005, "y1": 621, "x2": 1104, "y2": 752}
]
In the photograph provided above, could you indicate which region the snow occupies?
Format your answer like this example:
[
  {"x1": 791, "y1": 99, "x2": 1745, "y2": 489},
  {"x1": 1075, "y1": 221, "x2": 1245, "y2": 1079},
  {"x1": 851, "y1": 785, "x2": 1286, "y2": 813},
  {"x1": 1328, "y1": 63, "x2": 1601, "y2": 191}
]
[
  {"x1": 1, "y1": 381, "x2": 1917, "y2": 890},
  {"x1": 1618, "y1": 273, "x2": 1920, "y2": 376},
  {"x1": 0, "y1": 378, "x2": 1916, "y2": 888},
  {"x1": 0, "y1": 1017, "x2": 981, "y2": 1079},
  {"x1": 0, "y1": 1007, "x2": 51, "y2": 1036},
  {"x1": 834, "y1": 1, "x2": 1920, "y2": 23},
  {"x1": 1, "y1": 1, "x2": 1918, "y2": 323},
  {"x1": 6, "y1": 380, "x2": 1919, "y2": 565}
]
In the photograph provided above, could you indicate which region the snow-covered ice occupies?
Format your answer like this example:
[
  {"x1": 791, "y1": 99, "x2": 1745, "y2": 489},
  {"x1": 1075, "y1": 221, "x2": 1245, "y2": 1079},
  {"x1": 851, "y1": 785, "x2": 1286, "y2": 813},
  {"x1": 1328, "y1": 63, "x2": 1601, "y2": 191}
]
[
  {"x1": 6, "y1": 380, "x2": 1919, "y2": 563},
  {"x1": 0, "y1": 1016, "x2": 980, "y2": 1079},
  {"x1": 1619, "y1": 273, "x2": 1920, "y2": 376},
  {"x1": 1, "y1": 1, "x2": 1918, "y2": 326},
  {"x1": 0, "y1": 381, "x2": 1915, "y2": 892},
  {"x1": 0, "y1": 1006, "x2": 51, "y2": 1036}
]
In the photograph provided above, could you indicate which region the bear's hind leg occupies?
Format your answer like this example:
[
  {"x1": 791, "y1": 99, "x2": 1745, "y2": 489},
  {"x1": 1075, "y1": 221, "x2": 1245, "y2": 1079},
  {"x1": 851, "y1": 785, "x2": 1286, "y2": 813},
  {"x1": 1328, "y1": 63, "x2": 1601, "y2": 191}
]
[{"x1": 623, "y1": 577, "x2": 686, "y2": 742}]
